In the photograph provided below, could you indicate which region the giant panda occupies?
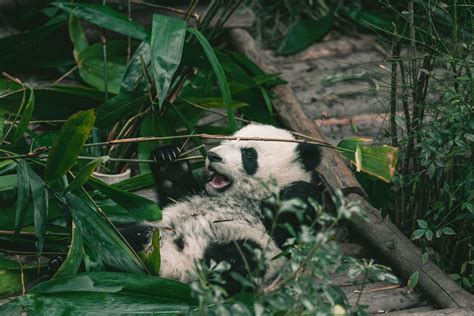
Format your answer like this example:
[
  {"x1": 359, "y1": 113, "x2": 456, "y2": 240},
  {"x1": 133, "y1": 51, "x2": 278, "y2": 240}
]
[{"x1": 126, "y1": 124, "x2": 323, "y2": 295}]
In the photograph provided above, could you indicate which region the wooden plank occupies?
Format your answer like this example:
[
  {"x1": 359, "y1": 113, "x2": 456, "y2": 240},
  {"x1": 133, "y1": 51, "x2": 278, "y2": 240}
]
[
  {"x1": 343, "y1": 283, "x2": 427, "y2": 314},
  {"x1": 384, "y1": 306, "x2": 437, "y2": 315},
  {"x1": 228, "y1": 28, "x2": 474, "y2": 310}
]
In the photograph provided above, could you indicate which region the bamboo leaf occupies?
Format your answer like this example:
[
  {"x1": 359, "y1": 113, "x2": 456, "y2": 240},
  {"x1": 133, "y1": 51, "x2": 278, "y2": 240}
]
[
  {"x1": 53, "y1": 2, "x2": 149, "y2": 40},
  {"x1": 188, "y1": 28, "x2": 237, "y2": 132},
  {"x1": 141, "y1": 230, "x2": 161, "y2": 275},
  {"x1": 53, "y1": 224, "x2": 84, "y2": 279},
  {"x1": 121, "y1": 39, "x2": 151, "y2": 93},
  {"x1": 68, "y1": 15, "x2": 89, "y2": 62},
  {"x1": 150, "y1": 14, "x2": 186, "y2": 109},
  {"x1": 66, "y1": 156, "x2": 110, "y2": 193},
  {"x1": 66, "y1": 193, "x2": 145, "y2": 274},
  {"x1": 337, "y1": 137, "x2": 399, "y2": 182},
  {"x1": 46, "y1": 110, "x2": 95, "y2": 182},
  {"x1": 10, "y1": 87, "x2": 35, "y2": 145},
  {"x1": 26, "y1": 164, "x2": 49, "y2": 254},
  {"x1": 89, "y1": 178, "x2": 161, "y2": 222},
  {"x1": 14, "y1": 160, "x2": 31, "y2": 236},
  {"x1": 277, "y1": 14, "x2": 334, "y2": 55},
  {"x1": 96, "y1": 92, "x2": 146, "y2": 127}
]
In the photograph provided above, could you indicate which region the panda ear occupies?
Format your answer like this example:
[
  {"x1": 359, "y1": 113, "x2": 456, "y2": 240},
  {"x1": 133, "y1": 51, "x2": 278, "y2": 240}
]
[{"x1": 296, "y1": 143, "x2": 321, "y2": 171}]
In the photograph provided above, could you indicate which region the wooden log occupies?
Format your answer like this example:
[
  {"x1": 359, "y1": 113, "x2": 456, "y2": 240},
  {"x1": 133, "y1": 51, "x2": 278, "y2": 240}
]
[
  {"x1": 228, "y1": 28, "x2": 474, "y2": 310},
  {"x1": 386, "y1": 307, "x2": 474, "y2": 316}
]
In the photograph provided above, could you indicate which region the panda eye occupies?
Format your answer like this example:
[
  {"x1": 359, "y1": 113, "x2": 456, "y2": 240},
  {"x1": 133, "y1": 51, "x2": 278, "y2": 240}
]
[{"x1": 242, "y1": 148, "x2": 256, "y2": 159}]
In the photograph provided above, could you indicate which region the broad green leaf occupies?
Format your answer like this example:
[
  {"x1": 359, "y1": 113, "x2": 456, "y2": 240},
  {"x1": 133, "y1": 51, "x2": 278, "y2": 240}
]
[
  {"x1": 407, "y1": 271, "x2": 419, "y2": 290},
  {"x1": 53, "y1": 224, "x2": 83, "y2": 279},
  {"x1": 111, "y1": 173, "x2": 155, "y2": 192},
  {"x1": 150, "y1": 14, "x2": 186, "y2": 108},
  {"x1": 32, "y1": 272, "x2": 193, "y2": 303},
  {"x1": 337, "y1": 137, "x2": 399, "y2": 182},
  {"x1": 66, "y1": 156, "x2": 110, "y2": 192},
  {"x1": 78, "y1": 41, "x2": 130, "y2": 94},
  {"x1": 46, "y1": 110, "x2": 95, "y2": 181},
  {"x1": 121, "y1": 39, "x2": 151, "y2": 93},
  {"x1": 14, "y1": 160, "x2": 31, "y2": 236},
  {"x1": 66, "y1": 193, "x2": 145, "y2": 274},
  {"x1": 442, "y1": 227, "x2": 456, "y2": 235},
  {"x1": 278, "y1": 14, "x2": 334, "y2": 55},
  {"x1": 138, "y1": 112, "x2": 160, "y2": 174},
  {"x1": 425, "y1": 229, "x2": 433, "y2": 241},
  {"x1": 0, "y1": 270, "x2": 21, "y2": 296},
  {"x1": 68, "y1": 15, "x2": 89, "y2": 62},
  {"x1": 344, "y1": 8, "x2": 393, "y2": 32},
  {"x1": 188, "y1": 28, "x2": 237, "y2": 132},
  {"x1": 31, "y1": 131, "x2": 59, "y2": 151},
  {"x1": 53, "y1": 2, "x2": 149, "y2": 40},
  {"x1": 89, "y1": 178, "x2": 161, "y2": 222},
  {"x1": 0, "y1": 174, "x2": 17, "y2": 200},
  {"x1": 96, "y1": 92, "x2": 146, "y2": 127},
  {"x1": 9, "y1": 87, "x2": 35, "y2": 145},
  {"x1": 141, "y1": 230, "x2": 161, "y2": 275},
  {"x1": 26, "y1": 164, "x2": 49, "y2": 254}
]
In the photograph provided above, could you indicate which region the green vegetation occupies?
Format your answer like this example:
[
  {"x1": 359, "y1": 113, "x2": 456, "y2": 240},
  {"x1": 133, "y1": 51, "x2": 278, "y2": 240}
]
[{"x1": 0, "y1": 0, "x2": 471, "y2": 314}]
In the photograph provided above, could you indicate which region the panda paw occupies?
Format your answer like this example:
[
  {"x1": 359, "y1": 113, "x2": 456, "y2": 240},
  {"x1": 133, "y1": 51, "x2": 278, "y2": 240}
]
[{"x1": 151, "y1": 145, "x2": 182, "y2": 165}]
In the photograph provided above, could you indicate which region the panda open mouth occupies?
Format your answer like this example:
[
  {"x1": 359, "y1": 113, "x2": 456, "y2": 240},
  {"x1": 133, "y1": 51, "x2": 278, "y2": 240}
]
[{"x1": 207, "y1": 165, "x2": 232, "y2": 191}]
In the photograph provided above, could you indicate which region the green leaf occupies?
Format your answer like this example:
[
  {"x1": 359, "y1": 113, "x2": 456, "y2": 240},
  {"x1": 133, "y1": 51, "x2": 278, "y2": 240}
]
[
  {"x1": 111, "y1": 173, "x2": 155, "y2": 192},
  {"x1": 407, "y1": 271, "x2": 419, "y2": 290},
  {"x1": 53, "y1": 225, "x2": 84, "y2": 279},
  {"x1": 46, "y1": 109, "x2": 95, "y2": 181},
  {"x1": 68, "y1": 15, "x2": 89, "y2": 61},
  {"x1": 26, "y1": 165, "x2": 49, "y2": 254},
  {"x1": 31, "y1": 272, "x2": 193, "y2": 303},
  {"x1": 442, "y1": 227, "x2": 456, "y2": 235},
  {"x1": 78, "y1": 41, "x2": 130, "y2": 95},
  {"x1": 337, "y1": 137, "x2": 399, "y2": 182},
  {"x1": 411, "y1": 229, "x2": 426, "y2": 240},
  {"x1": 0, "y1": 174, "x2": 17, "y2": 200},
  {"x1": 14, "y1": 160, "x2": 31, "y2": 236},
  {"x1": 66, "y1": 193, "x2": 145, "y2": 274},
  {"x1": 9, "y1": 87, "x2": 35, "y2": 145},
  {"x1": 66, "y1": 156, "x2": 109, "y2": 192},
  {"x1": 188, "y1": 28, "x2": 237, "y2": 132},
  {"x1": 421, "y1": 252, "x2": 429, "y2": 264},
  {"x1": 277, "y1": 14, "x2": 334, "y2": 55},
  {"x1": 121, "y1": 39, "x2": 151, "y2": 93},
  {"x1": 53, "y1": 2, "x2": 149, "y2": 40},
  {"x1": 89, "y1": 178, "x2": 161, "y2": 222},
  {"x1": 96, "y1": 92, "x2": 146, "y2": 127},
  {"x1": 141, "y1": 230, "x2": 161, "y2": 275},
  {"x1": 150, "y1": 14, "x2": 186, "y2": 109},
  {"x1": 425, "y1": 229, "x2": 433, "y2": 241},
  {"x1": 0, "y1": 270, "x2": 21, "y2": 296},
  {"x1": 417, "y1": 219, "x2": 428, "y2": 229}
]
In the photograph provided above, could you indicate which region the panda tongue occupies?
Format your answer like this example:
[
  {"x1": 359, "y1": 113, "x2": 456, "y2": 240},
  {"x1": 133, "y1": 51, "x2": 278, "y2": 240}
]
[{"x1": 211, "y1": 173, "x2": 230, "y2": 189}]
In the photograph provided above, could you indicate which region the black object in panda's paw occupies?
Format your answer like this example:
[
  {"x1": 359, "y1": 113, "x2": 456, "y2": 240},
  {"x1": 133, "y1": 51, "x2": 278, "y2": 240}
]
[{"x1": 150, "y1": 145, "x2": 199, "y2": 208}]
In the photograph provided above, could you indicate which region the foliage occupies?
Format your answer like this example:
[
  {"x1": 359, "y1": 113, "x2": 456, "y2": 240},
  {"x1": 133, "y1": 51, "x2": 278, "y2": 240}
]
[
  {"x1": 380, "y1": 0, "x2": 474, "y2": 292},
  {"x1": 188, "y1": 190, "x2": 397, "y2": 315}
]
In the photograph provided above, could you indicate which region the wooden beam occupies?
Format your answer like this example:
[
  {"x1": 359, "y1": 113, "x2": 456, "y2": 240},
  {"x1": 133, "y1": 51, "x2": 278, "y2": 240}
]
[{"x1": 228, "y1": 28, "x2": 474, "y2": 310}]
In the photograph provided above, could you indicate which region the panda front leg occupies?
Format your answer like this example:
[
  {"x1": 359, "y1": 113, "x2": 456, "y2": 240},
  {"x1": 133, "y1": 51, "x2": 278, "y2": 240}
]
[{"x1": 149, "y1": 145, "x2": 200, "y2": 207}]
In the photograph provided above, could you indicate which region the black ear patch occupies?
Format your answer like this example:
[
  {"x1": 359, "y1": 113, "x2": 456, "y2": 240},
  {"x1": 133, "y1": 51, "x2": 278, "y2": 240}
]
[
  {"x1": 296, "y1": 143, "x2": 321, "y2": 171},
  {"x1": 241, "y1": 147, "x2": 258, "y2": 175}
]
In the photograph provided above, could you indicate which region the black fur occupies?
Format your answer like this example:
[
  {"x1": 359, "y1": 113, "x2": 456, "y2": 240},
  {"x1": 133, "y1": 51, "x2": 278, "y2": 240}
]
[
  {"x1": 150, "y1": 145, "x2": 200, "y2": 207},
  {"x1": 203, "y1": 239, "x2": 262, "y2": 295},
  {"x1": 296, "y1": 143, "x2": 321, "y2": 171},
  {"x1": 241, "y1": 147, "x2": 258, "y2": 175},
  {"x1": 263, "y1": 181, "x2": 321, "y2": 248},
  {"x1": 174, "y1": 236, "x2": 185, "y2": 251},
  {"x1": 118, "y1": 224, "x2": 153, "y2": 252}
]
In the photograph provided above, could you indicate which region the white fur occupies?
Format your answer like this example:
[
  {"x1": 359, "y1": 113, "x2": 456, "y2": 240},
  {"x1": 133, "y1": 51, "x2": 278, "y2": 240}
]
[{"x1": 147, "y1": 124, "x2": 312, "y2": 285}]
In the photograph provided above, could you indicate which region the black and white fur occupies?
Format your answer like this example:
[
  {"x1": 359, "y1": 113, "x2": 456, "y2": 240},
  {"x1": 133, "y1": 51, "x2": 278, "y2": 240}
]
[{"x1": 128, "y1": 124, "x2": 322, "y2": 294}]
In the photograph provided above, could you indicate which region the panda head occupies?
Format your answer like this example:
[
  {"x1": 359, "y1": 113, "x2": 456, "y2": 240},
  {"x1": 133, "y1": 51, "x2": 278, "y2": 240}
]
[{"x1": 205, "y1": 124, "x2": 321, "y2": 199}]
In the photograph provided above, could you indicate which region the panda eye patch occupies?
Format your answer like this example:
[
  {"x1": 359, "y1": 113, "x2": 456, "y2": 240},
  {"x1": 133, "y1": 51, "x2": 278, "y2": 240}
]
[
  {"x1": 241, "y1": 147, "x2": 258, "y2": 175},
  {"x1": 241, "y1": 148, "x2": 257, "y2": 159}
]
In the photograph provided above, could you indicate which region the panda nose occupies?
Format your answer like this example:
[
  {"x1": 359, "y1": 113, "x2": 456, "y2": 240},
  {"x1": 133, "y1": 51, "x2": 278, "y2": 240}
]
[{"x1": 207, "y1": 151, "x2": 223, "y2": 163}]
